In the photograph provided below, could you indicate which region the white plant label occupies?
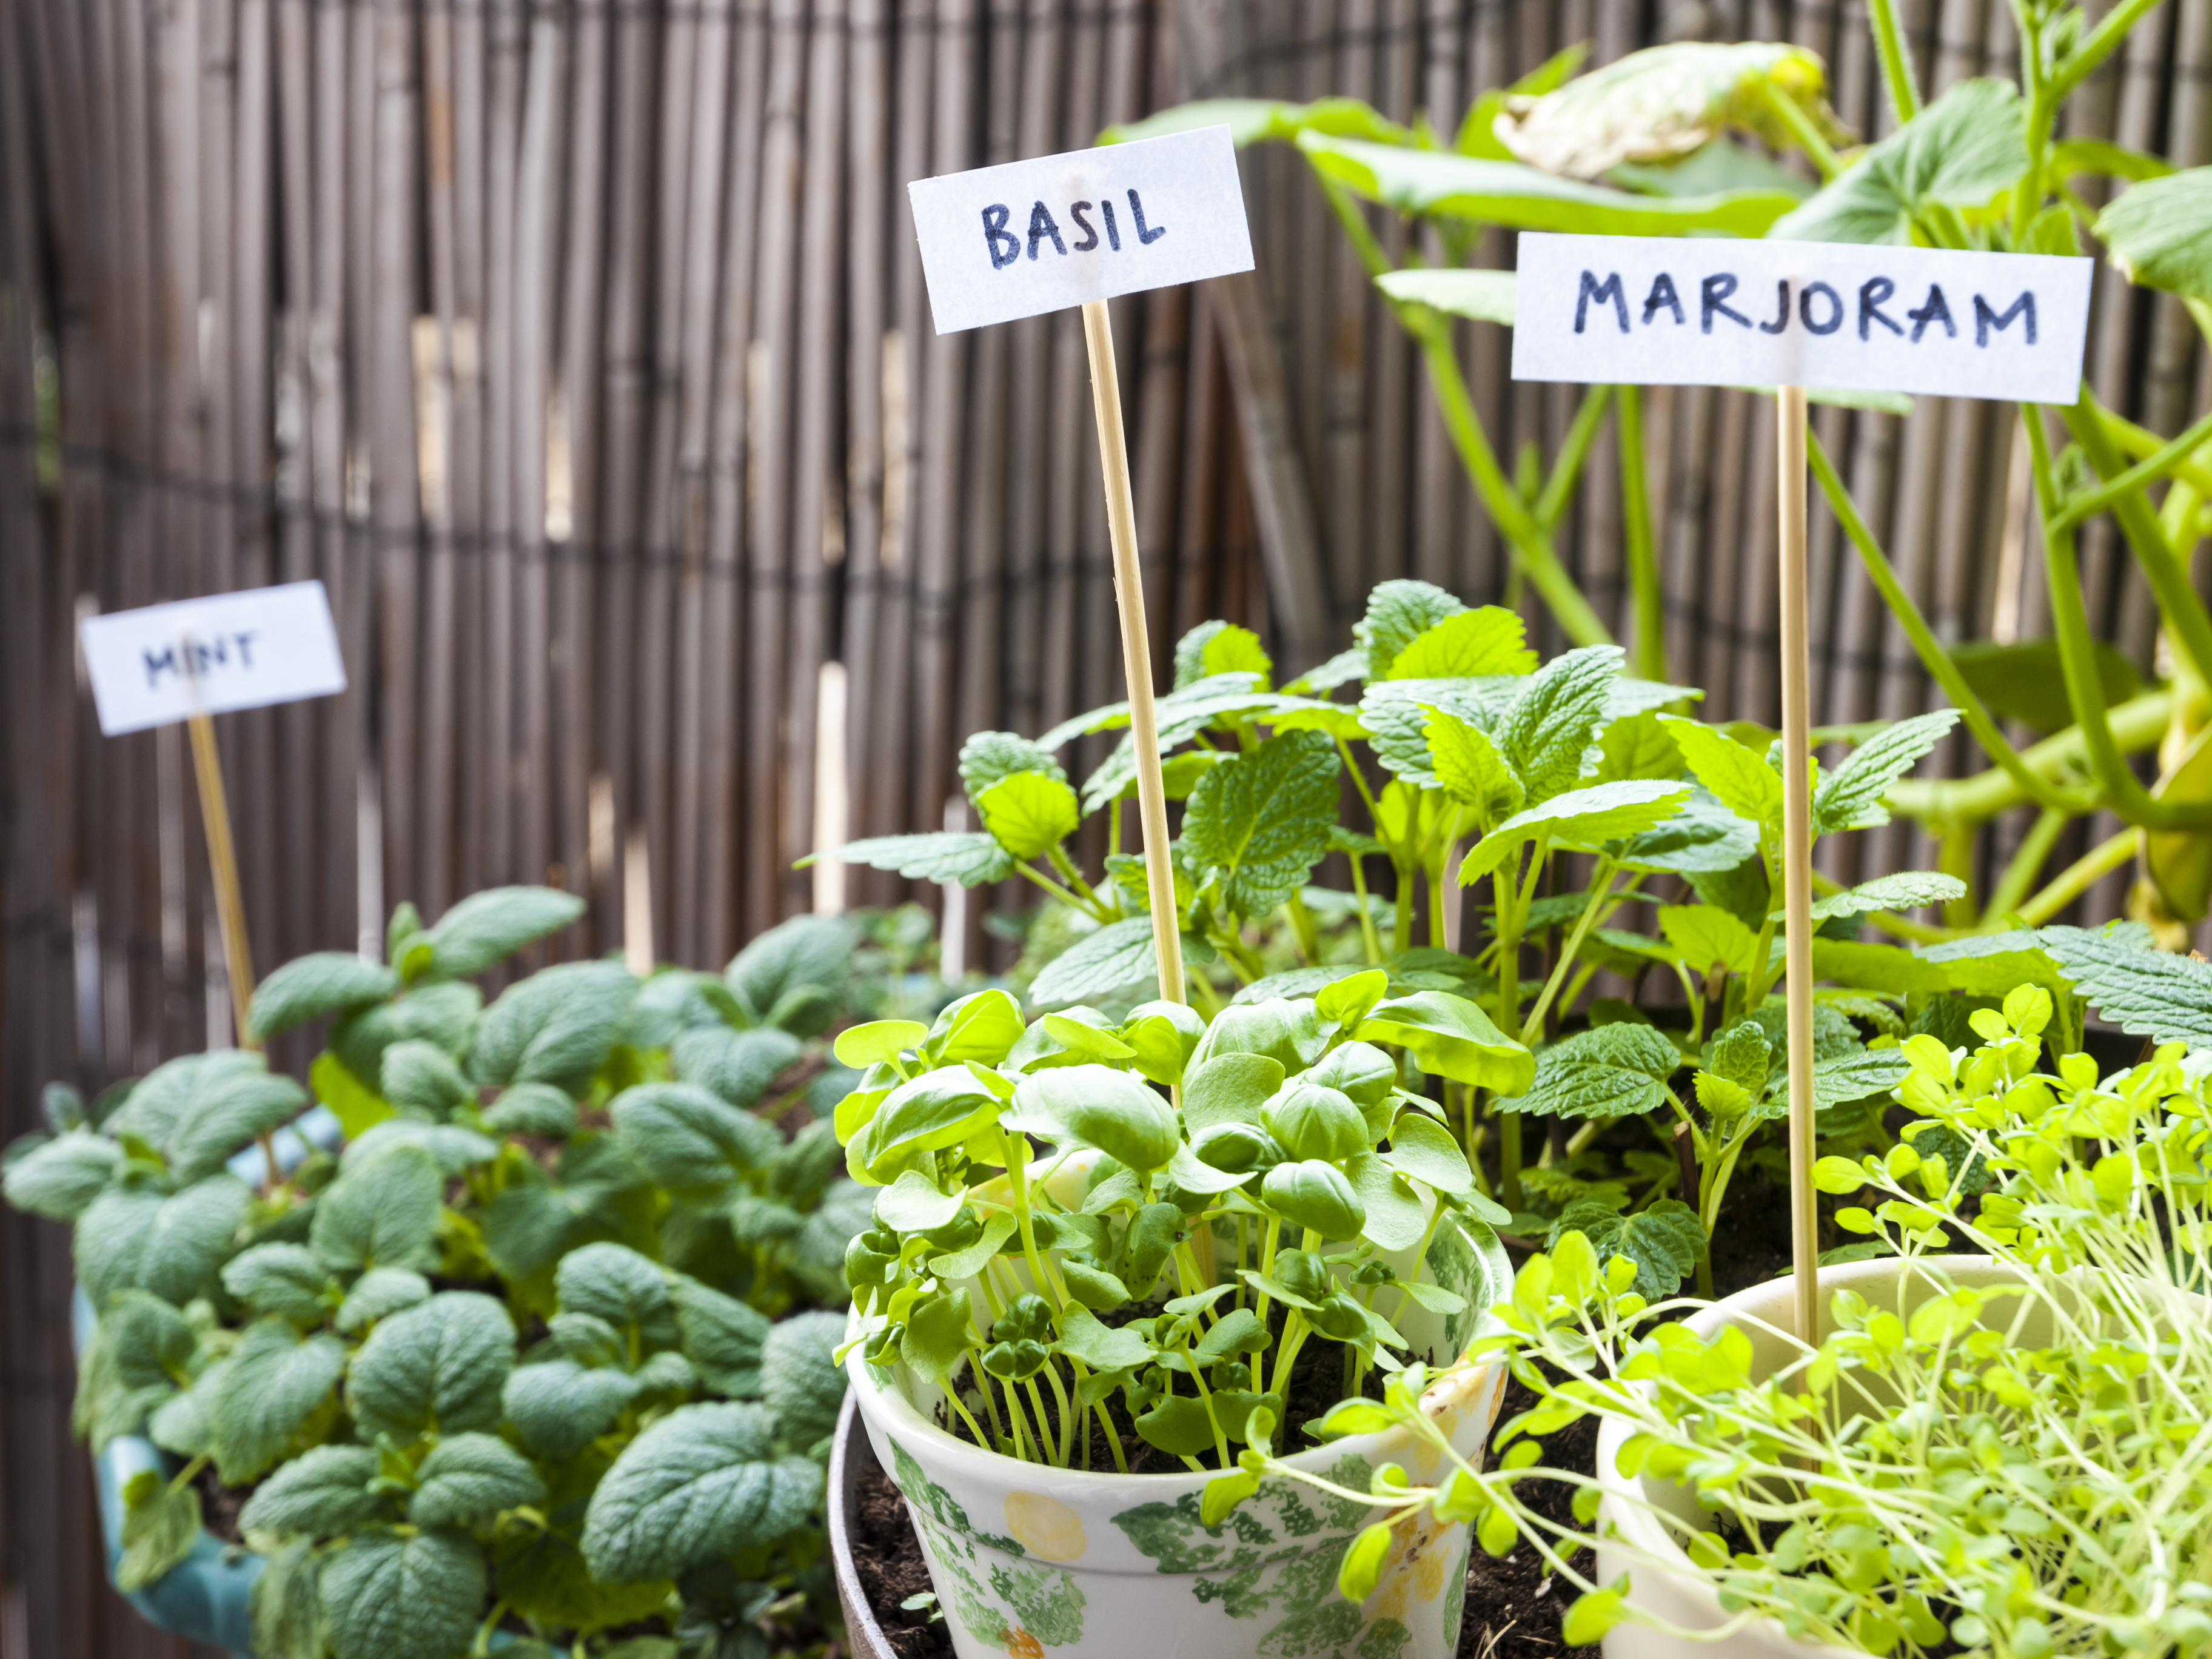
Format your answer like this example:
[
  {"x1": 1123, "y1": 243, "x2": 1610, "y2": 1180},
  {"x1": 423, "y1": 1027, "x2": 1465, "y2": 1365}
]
[
  {"x1": 1512, "y1": 232, "x2": 2092, "y2": 404},
  {"x1": 81, "y1": 580, "x2": 347, "y2": 736},
  {"x1": 908, "y1": 124, "x2": 1255, "y2": 334}
]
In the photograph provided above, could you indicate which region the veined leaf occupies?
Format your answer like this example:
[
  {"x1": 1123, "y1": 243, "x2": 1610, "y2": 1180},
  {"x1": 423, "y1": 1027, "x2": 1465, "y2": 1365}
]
[
  {"x1": 2096, "y1": 165, "x2": 2212, "y2": 302},
  {"x1": 1356, "y1": 579, "x2": 1463, "y2": 680},
  {"x1": 958, "y1": 731, "x2": 1066, "y2": 802},
  {"x1": 1805, "y1": 870, "x2": 1965, "y2": 922},
  {"x1": 580, "y1": 1401, "x2": 822, "y2": 1583},
  {"x1": 1546, "y1": 1197, "x2": 1706, "y2": 1298},
  {"x1": 806, "y1": 832, "x2": 1016, "y2": 886},
  {"x1": 1503, "y1": 1023, "x2": 1680, "y2": 1119},
  {"x1": 1355, "y1": 992, "x2": 1534, "y2": 1094},
  {"x1": 1301, "y1": 131, "x2": 1798, "y2": 236},
  {"x1": 1028, "y1": 916, "x2": 1159, "y2": 1007},
  {"x1": 1458, "y1": 780, "x2": 1691, "y2": 887},
  {"x1": 1497, "y1": 646, "x2": 1624, "y2": 807},
  {"x1": 1812, "y1": 710, "x2": 1959, "y2": 834},
  {"x1": 1388, "y1": 606, "x2": 1536, "y2": 679},
  {"x1": 1181, "y1": 730, "x2": 1341, "y2": 919},
  {"x1": 1772, "y1": 78, "x2": 2026, "y2": 245},
  {"x1": 1377, "y1": 268, "x2": 1516, "y2": 325},
  {"x1": 1423, "y1": 706, "x2": 1524, "y2": 826},
  {"x1": 976, "y1": 770, "x2": 1081, "y2": 860},
  {"x1": 1659, "y1": 717, "x2": 1781, "y2": 828},
  {"x1": 2039, "y1": 923, "x2": 2212, "y2": 1047},
  {"x1": 1659, "y1": 903, "x2": 1760, "y2": 978}
]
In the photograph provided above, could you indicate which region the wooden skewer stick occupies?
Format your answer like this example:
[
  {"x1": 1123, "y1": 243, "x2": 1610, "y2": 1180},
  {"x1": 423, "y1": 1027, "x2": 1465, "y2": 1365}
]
[
  {"x1": 1081, "y1": 297, "x2": 1185, "y2": 1007},
  {"x1": 187, "y1": 709, "x2": 280, "y2": 1191},
  {"x1": 1776, "y1": 384, "x2": 1819, "y2": 1347}
]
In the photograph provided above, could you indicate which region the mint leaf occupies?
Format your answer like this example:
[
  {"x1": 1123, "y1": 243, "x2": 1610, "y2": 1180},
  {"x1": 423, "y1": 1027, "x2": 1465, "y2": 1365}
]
[
  {"x1": 251, "y1": 1537, "x2": 323, "y2": 1659},
  {"x1": 318, "y1": 1527, "x2": 487, "y2": 1659},
  {"x1": 726, "y1": 914, "x2": 856, "y2": 1032},
  {"x1": 1504, "y1": 1024, "x2": 1680, "y2": 1118},
  {"x1": 671, "y1": 1025, "x2": 803, "y2": 1110},
  {"x1": 209, "y1": 1318, "x2": 347, "y2": 1482},
  {"x1": 2, "y1": 1130, "x2": 119, "y2": 1221},
  {"x1": 223, "y1": 1242, "x2": 336, "y2": 1326},
  {"x1": 503, "y1": 1359, "x2": 642, "y2": 1460},
  {"x1": 250, "y1": 953, "x2": 400, "y2": 1041},
  {"x1": 1458, "y1": 780, "x2": 1689, "y2": 887},
  {"x1": 2039, "y1": 923, "x2": 2212, "y2": 1047},
  {"x1": 349, "y1": 1292, "x2": 515, "y2": 1443},
  {"x1": 1496, "y1": 645, "x2": 1622, "y2": 806},
  {"x1": 1618, "y1": 796, "x2": 1758, "y2": 874},
  {"x1": 330, "y1": 982, "x2": 481, "y2": 1102},
  {"x1": 1388, "y1": 606, "x2": 1536, "y2": 679},
  {"x1": 814, "y1": 831, "x2": 1016, "y2": 886},
  {"x1": 421, "y1": 885, "x2": 585, "y2": 980},
  {"x1": 1659, "y1": 903, "x2": 1760, "y2": 978},
  {"x1": 1423, "y1": 706, "x2": 1524, "y2": 825},
  {"x1": 1029, "y1": 916, "x2": 1158, "y2": 1007},
  {"x1": 1358, "y1": 678, "x2": 1516, "y2": 785},
  {"x1": 116, "y1": 1467, "x2": 201, "y2": 1592},
  {"x1": 976, "y1": 771, "x2": 1082, "y2": 862},
  {"x1": 468, "y1": 960, "x2": 636, "y2": 1093},
  {"x1": 409, "y1": 1433, "x2": 547, "y2": 1529},
  {"x1": 1357, "y1": 578, "x2": 1464, "y2": 679},
  {"x1": 1806, "y1": 870, "x2": 1965, "y2": 920},
  {"x1": 77, "y1": 1175, "x2": 250, "y2": 1309},
  {"x1": 610, "y1": 1082, "x2": 780, "y2": 1200},
  {"x1": 580, "y1": 1402, "x2": 822, "y2": 1583},
  {"x1": 668, "y1": 1274, "x2": 770, "y2": 1396},
  {"x1": 1547, "y1": 1197, "x2": 1706, "y2": 1298},
  {"x1": 73, "y1": 1289, "x2": 194, "y2": 1449},
  {"x1": 380, "y1": 1039, "x2": 474, "y2": 1120},
  {"x1": 109, "y1": 1050, "x2": 309, "y2": 1182},
  {"x1": 239, "y1": 1444, "x2": 382, "y2": 1538},
  {"x1": 959, "y1": 730, "x2": 1068, "y2": 801},
  {"x1": 335, "y1": 1267, "x2": 432, "y2": 1335},
  {"x1": 1182, "y1": 730, "x2": 1341, "y2": 919},
  {"x1": 762, "y1": 1310, "x2": 848, "y2": 1455},
  {"x1": 311, "y1": 1142, "x2": 443, "y2": 1275},
  {"x1": 1659, "y1": 718, "x2": 1781, "y2": 827},
  {"x1": 1812, "y1": 711, "x2": 1959, "y2": 834}
]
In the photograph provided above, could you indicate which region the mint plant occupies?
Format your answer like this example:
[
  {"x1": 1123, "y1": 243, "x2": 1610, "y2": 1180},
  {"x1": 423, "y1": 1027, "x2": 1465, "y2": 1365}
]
[
  {"x1": 1210, "y1": 985, "x2": 2212, "y2": 1658},
  {"x1": 4, "y1": 887, "x2": 882, "y2": 1659},
  {"x1": 833, "y1": 970, "x2": 1523, "y2": 1471}
]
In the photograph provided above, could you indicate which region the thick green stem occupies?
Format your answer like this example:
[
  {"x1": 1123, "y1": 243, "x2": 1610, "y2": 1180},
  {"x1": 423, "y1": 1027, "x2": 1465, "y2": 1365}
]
[
  {"x1": 2027, "y1": 414, "x2": 2212, "y2": 830},
  {"x1": 1535, "y1": 386, "x2": 1616, "y2": 533},
  {"x1": 1985, "y1": 806, "x2": 2073, "y2": 920},
  {"x1": 1888, "y1": 691, "x2": 2168, "y2": 826},
  {"x1": 2018, "y1": 829, "x2": 2139, "y2": 925},
  {"x1": 2051, "y1": 403, "x2": 2212, "y2": 536},
  {"x1": 1618, "y1": 385, "x2": 1666, "y2": 684},
  {"x1": 1521, "y1": 860, "x2": 1618, "y2": 1043},
  {"x1": 2065, "y1": 397, "x2": 2212, "y2": 695},
  {"x1": 2050, "y1": 0, "x2": 2168, "y2": 102},
  {"x1": 1868, "y1": 0, "x2": 1922, "y2": 121},
  {"x1": 1755, "y1": 76, "x2": 1840, "y2": 178},
  {"x1": 1809, "y1": 424, "x2": 2091, "y2": 819},
  {"x1": 1410, "y1": 312, "x2": 1614, "y2": 648},
  {"x1": 1349, "y1": 854, "x2": 1384, "y2": 965}
]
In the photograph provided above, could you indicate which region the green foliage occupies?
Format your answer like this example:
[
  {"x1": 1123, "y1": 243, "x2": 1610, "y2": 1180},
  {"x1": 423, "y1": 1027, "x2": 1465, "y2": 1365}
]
[{"x1": 8, "y1": 886, "x2": 880, "y2": 1657}]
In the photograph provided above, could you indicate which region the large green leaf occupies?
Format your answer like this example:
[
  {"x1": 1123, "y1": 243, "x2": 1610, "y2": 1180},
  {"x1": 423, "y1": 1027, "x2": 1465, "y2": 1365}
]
[
  {"x1": 959, "y1": 730, "x2": 1068, "y2": 801},
  {"x1": 1812, "y1": 710, "x2": 1959, "y2": 835},
  {"x1": 420, "y1": 885, "x2": 585, "y2": 980},
  {"x1": 502, "y1": 1359, "x2": 642, "y2": 1460},
  {"x1": 1495, "y1": 41, "x2": 1840, "y2": 181},
  {"x1": 116, "y1": 1469, "x2": 201, "y2": 1592},
  {"x1": 1376, "y1": 267, "x2": 1517, "y2": 325},
  {"x1": 2039, "y1": 923, "x2": 2212, "y2": 1047},
  {"x1": 1356, "y1": 580, "x2": 1463, "y2": 680},
  {"x1": 1388, "y1": 605, "x2": 1535, "y2": 679},
  {"x1": 238, "y1": 1444, "x2": 383, "y2": 1540},
  {"x1": 1658, "y1": 717, "x2": 1781, "y2": 828},
  {"x1": 556, "y1": 1241, "x2": 682, "y2": 1352},
  {"x1": 1028, "y1": 917, "x2": 1159, "y2": 1007},
  {"x1": 976, "y1": 771, "x2": 1082, "y2": 860},
  {"x1": 407, "y1": 1433, "x2": 548, "y2": 1530},
  {"x1": 580, "y1": 1402, "x2": 822, "y2": 1582},
  {"x1": 468, "y1": 960, "x2": 637, "y2": 1093},
  {"x1": 2, "y1": 1130, "x2": 119, "y2": 1221},
  {"x1": 1950, "y1": 638, "x2": 2140, "y2": 736},
  {"x1": 208, "y1": 1319, "x2": 347, "y2": 1483},
  {"x1": 1300, "y1": 130, "x2": 1798, "y2": 236},
  {"x1": 808, "y1": 831, "x2": 1016, "y2": 886},
  {"x1": 107, "y1": 1050, "x2": 309, "y2": 1183},
  {"x1": 318, "y1": 1527, "x2": 487, "y2": 1659},
  {"x1": 2095, "y1": 166, "x2": 2212, "y2": 301},
  {"x1": 1356, "y1": 992, "x2": 1534, "y2": 1094},
  {"x1": 310, "y1": 1142, "x2": 444, "y2": 1275},
  {"x1": 610, "y1": 1082, "x2": 781, "y2": 1199},
  {"x1": 761, "y1": 1310, "x2": 848, "y2": 1454},
  {"x1": 1496, "y1": 646, "x2": 1625, "y2": 807},
  {"x1": 1547, "y1": 1197, "x2": 1706, "y2": 1298},
  {"x1": 1771, "y1": 78, "x2": 2025, "y2": 245},
  {"x1": 73, "y1": 1289, "x2": 195, "y2": 1450},
  {"x1": 1182, "y1": 730, "x2": 1342, "y2": 919},
  {"x1": 1503, "y1": 1023, "x2": 1680, "y2": 1119},
  {"x1": 1458, "y1": 780, "x2": 1691, "y2": 886},
  {"x1": 76, "y1": 1175, "x2": 250, "y2": 1309},
  {"x1": 250, "y1": 953, "x2": 401, "y2": 1042},
  {"x1": 348, "y1": 1292, "x2": 515, "y2": 1443}
]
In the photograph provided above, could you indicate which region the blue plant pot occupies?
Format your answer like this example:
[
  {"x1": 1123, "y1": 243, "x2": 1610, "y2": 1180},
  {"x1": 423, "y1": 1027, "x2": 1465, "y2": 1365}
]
[{"x1": 74, "y1": 1289, "x2": 262, "y2": 1658}]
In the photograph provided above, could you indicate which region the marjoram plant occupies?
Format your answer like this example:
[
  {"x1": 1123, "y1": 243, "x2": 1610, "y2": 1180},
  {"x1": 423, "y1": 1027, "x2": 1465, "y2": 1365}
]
[{"x1": 1214, "y1": 985, "x2": 2212, "y2": 1659}]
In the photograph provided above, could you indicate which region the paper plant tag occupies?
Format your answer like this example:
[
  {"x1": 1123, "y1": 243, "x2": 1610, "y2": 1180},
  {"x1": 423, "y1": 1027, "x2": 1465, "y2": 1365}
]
[
  {"x1": 81, "y1": 580, "x2": 348, "y2": 736},
  {"x1": 1511, "y1": 232, "x2": 2092, "y2": 404},
  {"x1": 908, "y1": 124, "x2": 1255, "y2": 334}
]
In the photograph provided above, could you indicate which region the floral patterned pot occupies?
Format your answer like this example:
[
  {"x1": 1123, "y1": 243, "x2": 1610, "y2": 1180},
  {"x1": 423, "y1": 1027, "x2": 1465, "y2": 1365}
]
[
  {"x1": 1592, "y1": 1256, "x2": 2011, "y2": 1659},
  {"x1": 842, "y1": 1218, "x2": 1512, "y2": 1659}
]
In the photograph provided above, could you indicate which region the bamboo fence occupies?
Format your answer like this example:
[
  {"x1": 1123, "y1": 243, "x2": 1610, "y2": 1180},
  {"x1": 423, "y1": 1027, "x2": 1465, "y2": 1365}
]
[{"x1": 2, "y1": 1, "x2": 2210, "y2": 1652}]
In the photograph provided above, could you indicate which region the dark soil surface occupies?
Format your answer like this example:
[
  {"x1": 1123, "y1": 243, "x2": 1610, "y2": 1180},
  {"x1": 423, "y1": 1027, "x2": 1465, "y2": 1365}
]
[
  {"x1": 848, "y1": 1367, "x2": 1601, "y2": 1659},
  {"x1": 850, "y1": 1455, "x2": 956, "y2": 1659}
]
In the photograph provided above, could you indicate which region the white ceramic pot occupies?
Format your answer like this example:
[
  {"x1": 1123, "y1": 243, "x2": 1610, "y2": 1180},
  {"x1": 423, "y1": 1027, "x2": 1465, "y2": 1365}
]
[
  {"x1": 1592, "y1": 1255, "x2": 2016, "y2": 1659},
  {"x1": 845, "y1": 1218, "x2": 1513, "y2": 1659}
]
